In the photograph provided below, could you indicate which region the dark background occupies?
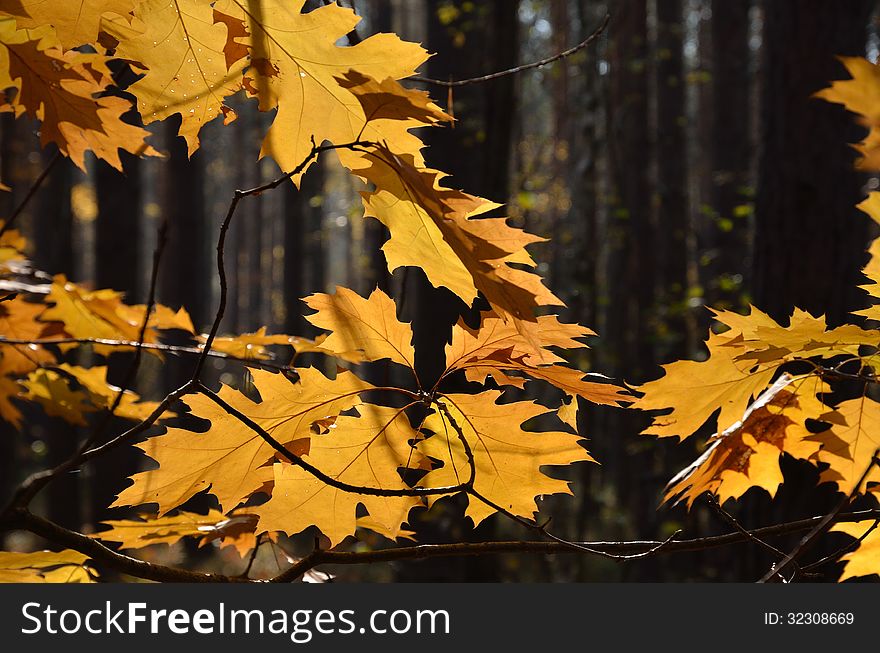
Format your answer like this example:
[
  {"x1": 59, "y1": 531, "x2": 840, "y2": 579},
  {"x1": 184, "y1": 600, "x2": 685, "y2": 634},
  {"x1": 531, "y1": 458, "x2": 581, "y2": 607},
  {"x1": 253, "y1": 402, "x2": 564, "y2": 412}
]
[{"x1": 2, "y1": 0, "x2": 879, "y2": 582}]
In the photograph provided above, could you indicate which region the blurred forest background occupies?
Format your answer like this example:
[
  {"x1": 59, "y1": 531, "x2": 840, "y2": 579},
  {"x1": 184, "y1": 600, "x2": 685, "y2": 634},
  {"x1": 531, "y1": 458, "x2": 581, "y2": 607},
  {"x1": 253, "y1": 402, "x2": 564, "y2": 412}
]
[{"x1": 3, "y1": 0, "x2": 880, "y2": 581}]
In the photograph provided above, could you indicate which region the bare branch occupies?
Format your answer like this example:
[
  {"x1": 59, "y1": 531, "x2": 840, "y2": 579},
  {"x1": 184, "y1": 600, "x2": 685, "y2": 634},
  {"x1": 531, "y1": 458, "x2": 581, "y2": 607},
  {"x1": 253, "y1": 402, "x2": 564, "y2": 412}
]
[
  {"x1": 192, "y1": 139, "x2": 373, "y2": 382},
  {"x1": 705, "y1": 493, "x2": 792, "y2": 581},
  {"x1": 0, "y1": 150, "x2": 61, "y2": 237},
  {"x1": 7, "y1": 509, "x2": 247, "y2": 583},
  {"x1": 759, "y1": 448, "x2": 880, "y2": 582},
  {"x1": 197, "y1": 383, "x2": 465, "y2": 497},
  {"x1": 0, "y1": 336, "x2": 303, "y2": 372},
  {"x1": 411, "y1": 14, "x2": 610, "y2": 88},
  {"x1": 269, "y1": 508, "x2": 880, "y2": 582}
]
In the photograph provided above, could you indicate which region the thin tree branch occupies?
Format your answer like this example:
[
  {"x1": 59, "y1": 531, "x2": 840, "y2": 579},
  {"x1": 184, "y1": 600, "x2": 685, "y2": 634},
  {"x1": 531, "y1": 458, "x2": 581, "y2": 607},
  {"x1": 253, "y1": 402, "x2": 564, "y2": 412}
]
[
  {"x1": 6, "y1": 509, "x2": 246, "y2": 583},
  {"x1": 759, "y1": 449, "x2": 880, "y2": 582},
  {"x1": 705, "y1": 493, "x2": 792, "y2": 581},
  {"x1": 0, "y1": 150, "x2": 61, "y2": 237},
  {"x1": 268, "y1": 508, "x2": 880, "y2": 582},
  {"x1": 196, "y1": 382, "x2": 465, "y2": 497},
  {"x1": 84, "y1": 219, "x2": 169, "y2": 450},
  {"x1": 5, "y1": 504, "x2": 880, "y2": 584},
  {"x1": 0, "y1": 336, "x2": 307, "y2": 373},
  {"x1": 411, "y1": 13, "x2": 610, "y2": 88},
  {"x1": 191, "y1": 138, "x2": 372, "y2": 382},
  {"x1": 801, "y1": 517, "x2": 880, "y2": 573}
]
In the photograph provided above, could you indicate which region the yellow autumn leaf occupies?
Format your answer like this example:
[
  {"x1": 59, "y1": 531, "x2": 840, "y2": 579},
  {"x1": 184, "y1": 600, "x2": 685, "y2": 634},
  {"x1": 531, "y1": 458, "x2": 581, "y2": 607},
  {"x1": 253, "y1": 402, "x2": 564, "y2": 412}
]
[
  {"x1": 634, "y1": 329, "x2": 777, "y2": 440},
  {"x1": 337, "y1": 69, "x2": 451, "y2": 126},
  {"x1": 0, "y1": 19, "x2": 159, "y2": 170},
  {"x1": 418, "y1": 391, "x2": 593, "y2": 526},
  {"x1": 0, "y1": 0, "x2": 136, "y2": 49},
  {"x1": 815, "y1": 56, "x2": 880, "y2": 171},
  {"x1": 115, "y1": 303, "x2": 195, "y2": 334},
  {"x1": 200, "y1": 328, "x2": 366, "y2": 364},
  {"x1": 830, "y1": 520, "x2": 880, "y2": 580},
  {"x1": 813, "y1": 395, "x2": 880, "y2": 494},
  {"x1": 42, "y1": 275, "x2": 180, "y2": 355},
  {"x1": 0, "y1": 549, "x2": 94, "y2": 583},
  {"x1": 214, "y1": 0, "x2": 428, "y2": 177},
  {"x1": 664, "y1": 373, "x2": 828, "y2": 507},
  {"x1": 107, "y1": 0, "x2": 247, "y2": 154},
  {"x1": 255, "y1": 404, "x2": 425, "y2": 547},
  {"x1": 115, "y1": 367, "x2": 373, "y2": 513},
  {"x1": 445, "y1": 311, "x2": 592, "y2": 373},
  {"x1": 714, "y1": 306, "x2": 879, "y2": 363},
  {"x1": 94, "y1": 509, "x2": 268, "y2": 557},
  {"x1": 356, "y1": 145, "x2": 560, "y2": 318},
  {"x1": 303, "y1": 286, "x2": 416, "y2": 371},
  {"x1": 200, "y1": 326, "x2": 311, "y2": 361}
]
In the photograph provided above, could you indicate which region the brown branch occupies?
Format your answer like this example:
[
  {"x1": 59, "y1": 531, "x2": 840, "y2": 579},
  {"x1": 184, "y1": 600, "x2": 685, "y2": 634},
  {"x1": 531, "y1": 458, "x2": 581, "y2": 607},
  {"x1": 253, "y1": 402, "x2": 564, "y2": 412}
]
[
  {"x1": 84, "y1": 219, "x2": 169, "y2": 450},
  {"x1": 801, "y1": 517, "x2": 880, "y2": 573},
  {"x1": 467, "y1": 486, "x2": 675, "y2": 561},
  {"x1": 705, "y1": 493, "x2": 791, "y2": 581},
  {"x1": 6, "y1": 504, "x2": 880, "y2": 584},
  {"x1": 1, "y1": 380, "x2": 197, "y2": 518},
  {"x1": 7, "y1": 509, "x2": 247, "y2": 583},
  {"x1": 269, "y1": 508, "x2": 880, "y2": 582},
  {"x1": 759, "y1": 448, "x2": 880, "y2": 582},
  {"x1": 0, "y1": 150, "x2": 61, "y2": 237},
  {"x1": 191, "y1": 138, "x2": 373, "y2": 382},
  {"x1": 411, "y1": 13, "x2": 610, "y2": 88},
  {"x1": 197, "y1": 383, "x2": 465, "y2": 497},
  {"x1": 0, "y1": 336, "x2": 302, "y2": 373}
]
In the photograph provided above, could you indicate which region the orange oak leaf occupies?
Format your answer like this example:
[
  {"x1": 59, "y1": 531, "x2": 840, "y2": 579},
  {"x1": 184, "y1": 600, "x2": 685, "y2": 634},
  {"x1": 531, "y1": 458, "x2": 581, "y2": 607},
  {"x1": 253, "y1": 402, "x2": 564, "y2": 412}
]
[
  {"x1": 634, "y1": 329, "x2": 777, "y2": 440},
  {"x1": 114, "y1": 367, "x2": 374, "y2": 513},
  {"x1": 41, "y1": 275, "x2": 181, "y2": 355},
  {"x1": 0, "y1": 20, "x2": 159, "y2": 170},
  {"x1": 213, "y1": 0, "x2": 428, "y2": 178},
  {"x1": 0, "y1": 549, "x2": 94, "y2": 583},
  {"x1": 418, "y1": 391, "x2": 593, "y2": 526},
  {"x1": 664, "y1": 373, "x2": 828, "y2": 507},
  {"x1": 94, "y1": 509, "x2": 270, "y2": 557},
  {"x1": 355, "y1": 145, "x2": 560, "y2": 320},
  {"x1": 0, "y1": 0, "x2": 136, "y2": 49},
  {"x1": 254, "y1": 404, "x2": 425, "y2": 547},
  {"x1": 107, "y1": 0, "x2": 247, "y2": 154},
  {"x1": 815, "y1": 56, "x2": 880, "y2": 171},
  {"x1": 303, "y1": 286, "x2": 416, "y2": 372},
  {"x1": 337, "y1": 70, "x2": 451, "y2": 126}
]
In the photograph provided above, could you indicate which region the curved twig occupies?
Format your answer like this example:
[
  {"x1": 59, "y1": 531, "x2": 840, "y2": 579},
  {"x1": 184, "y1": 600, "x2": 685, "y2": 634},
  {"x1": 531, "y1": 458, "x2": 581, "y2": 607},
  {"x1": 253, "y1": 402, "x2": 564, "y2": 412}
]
[
  {"x1": 0, "y1": 150, "x2": 61, "y2": 237},
  {"x1": 411, "y1": 14, "x2": 610, "y2": 88}
]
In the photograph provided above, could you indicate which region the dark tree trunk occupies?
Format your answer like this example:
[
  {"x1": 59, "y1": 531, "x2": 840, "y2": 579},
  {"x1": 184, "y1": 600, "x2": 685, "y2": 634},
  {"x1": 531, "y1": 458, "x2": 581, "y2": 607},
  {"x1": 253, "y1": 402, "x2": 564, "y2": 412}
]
[
  {"x1": 596, "y1": 0, "x2": 653, "y2": 580},
  {"x1": 33, "y1": 147, "x2": 74, "y2": 277},
  {"x1": 655, "y1": 0, "x2": 691, "y2": 359},
  {"x1": 754, "y1": 0, "x2": 871, "y2": 325},
  {"x1": 709, "y1": 0, "x2": 752, "y2": 310},
  {"x1": 159, "y1": 120, "x2": 208, "y2": 326},
  {"x1": 397, "y1": 0, "x2": 518, "y2": 582},
  {"x1": 284, "y1": 165, "x2": 324, "y2": 334},
  {"x1": 95, "y1": 156, "x2": 141, "y2": 297}
]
